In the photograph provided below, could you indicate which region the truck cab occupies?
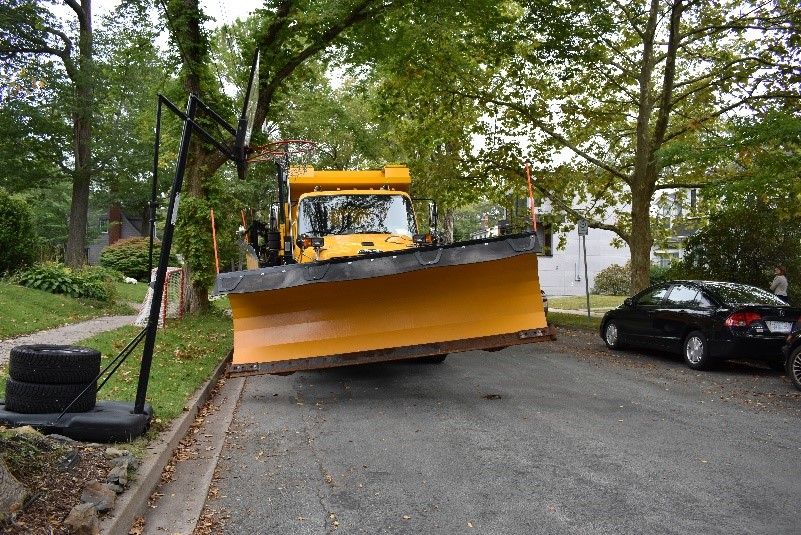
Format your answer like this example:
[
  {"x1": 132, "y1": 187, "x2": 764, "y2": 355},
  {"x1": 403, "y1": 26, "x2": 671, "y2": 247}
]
[
  {"x1": 293, "y1": 189, "x2": 419, "y2": 262},
  {"x1": 242, "y1": 165, "x2": 434, "y2": 267}
]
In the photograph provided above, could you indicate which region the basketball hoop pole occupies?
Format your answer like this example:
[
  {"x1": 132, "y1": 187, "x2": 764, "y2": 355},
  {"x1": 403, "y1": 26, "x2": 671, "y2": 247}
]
[
  {"x1": 134, "y1": 94, "x2": 197, "y2": 414},
  {"x1": 134, "y1": 93, "x2": 242, "y2": 414}
]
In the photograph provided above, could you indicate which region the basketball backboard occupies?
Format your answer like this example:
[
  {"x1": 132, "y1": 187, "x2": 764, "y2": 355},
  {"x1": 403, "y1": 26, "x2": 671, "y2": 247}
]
[{"x1": 234, "y1": 49, "x2": 260, "y2": 179}]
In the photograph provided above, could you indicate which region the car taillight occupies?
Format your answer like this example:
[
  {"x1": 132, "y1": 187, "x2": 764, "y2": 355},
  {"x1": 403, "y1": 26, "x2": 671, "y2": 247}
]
[{"x1": 724, "y1": 311, "x2": 762, "y2": 327}]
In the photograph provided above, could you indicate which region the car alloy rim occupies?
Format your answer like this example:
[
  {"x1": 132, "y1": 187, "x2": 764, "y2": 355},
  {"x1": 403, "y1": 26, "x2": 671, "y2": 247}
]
[
  {"x1": 606, "y1": 324, "x2": 618, "y2": 345},
  {"x1": 686, "y1": 337, "x2": 703, "y2": 364},
  {"x1": 793, "y1": 354, "x2": 801, "y2": 384}
]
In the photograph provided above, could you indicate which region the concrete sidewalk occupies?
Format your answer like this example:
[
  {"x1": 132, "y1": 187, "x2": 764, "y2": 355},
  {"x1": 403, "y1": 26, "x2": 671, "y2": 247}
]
[
  {"x1": 0, "y1": 314, "x2": 138, "y2": 365},
  {"x1": 550, "y1": 307, "x2": 608, "y2": 318}
]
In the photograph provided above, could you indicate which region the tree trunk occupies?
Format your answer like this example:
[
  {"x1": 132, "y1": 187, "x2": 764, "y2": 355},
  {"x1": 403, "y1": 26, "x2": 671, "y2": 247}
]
[
  {"x1": 0, "y1": 458, "x2": 26, "y2": 516},
  {"x1": 626, "y1": 0, "x2": 660, "y2": 295},
  {"x1": 629, "y1": 184, "x2": 654, "y2": 294},
  {"x1": 64, "y1": 0, "x2": 93, "y2": 268},
  {"x1": 441, "y1": 208, "x2": 455, "y2": 244}
]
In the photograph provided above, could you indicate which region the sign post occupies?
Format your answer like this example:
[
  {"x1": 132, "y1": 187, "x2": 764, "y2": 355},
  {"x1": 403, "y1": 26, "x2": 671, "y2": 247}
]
[{"x1": 578, "y1": 219, "x2": 590, "y2": 318}]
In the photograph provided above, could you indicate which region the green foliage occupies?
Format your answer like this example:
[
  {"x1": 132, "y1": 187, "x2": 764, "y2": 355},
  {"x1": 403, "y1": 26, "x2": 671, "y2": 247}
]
[
  {"x1": 592, "y1": 261, "x2": 676, "y2": 295},
  {"x1": 592, "y1": 262, "x2": 631, "y2": 296},
  {"x1": 173, "y1": 196, "x2": 218, "y2": 289},
  {"x1": 0, "y1": 187, "x2": 37, "y2": 274},
  {"x1": 649, "y1": 263, "x2": 672, "y2": 286},
  {"x1": 100, "y1": 237, "x2": 175, "y2": 281},
  {"x1": 668, "y1": 200, "x2": 801, "y2": 303},
  {"x1": 15, "y1": 262, "x2": 116, "y2": 301}
]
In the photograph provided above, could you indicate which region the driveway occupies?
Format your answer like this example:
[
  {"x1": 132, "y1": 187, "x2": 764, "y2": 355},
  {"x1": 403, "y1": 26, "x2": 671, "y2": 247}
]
[{"x1": 202, "y1": 328, "x2": 800, "y2": 534}]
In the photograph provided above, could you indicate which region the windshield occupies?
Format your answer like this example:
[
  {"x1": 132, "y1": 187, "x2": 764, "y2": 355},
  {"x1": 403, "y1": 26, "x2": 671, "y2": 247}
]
[{"x1": 297, "y1": 194, "x2": 417, "y2": 237}]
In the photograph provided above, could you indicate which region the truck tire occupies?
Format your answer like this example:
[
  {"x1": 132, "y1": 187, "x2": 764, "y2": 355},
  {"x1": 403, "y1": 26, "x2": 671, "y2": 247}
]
[
  {"x1": 419, "y1": 355, "x2": 448, "y2": 363},
  {"x1": 4, "y1": 378, "x2": 97, "y2": 414},
  {"x1": 9, "y1": 345, "x2": 101, "y2": 384}
]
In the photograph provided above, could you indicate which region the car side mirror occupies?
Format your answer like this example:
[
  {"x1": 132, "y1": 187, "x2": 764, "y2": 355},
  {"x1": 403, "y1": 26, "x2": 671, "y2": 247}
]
[{"x1": 624, "y1": 298, "x2": 633, "y2": 307}]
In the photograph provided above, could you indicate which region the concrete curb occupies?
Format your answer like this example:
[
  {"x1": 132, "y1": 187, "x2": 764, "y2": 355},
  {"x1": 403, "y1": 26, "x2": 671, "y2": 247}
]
[{"x1": 100, "y1": 350, "x2": 232, "y2": 535}]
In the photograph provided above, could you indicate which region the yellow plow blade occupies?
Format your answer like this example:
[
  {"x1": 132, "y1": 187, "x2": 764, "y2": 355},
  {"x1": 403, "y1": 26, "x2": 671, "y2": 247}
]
[{"x1": 215, "y1": 234, "x2": 554, "y2": 375}]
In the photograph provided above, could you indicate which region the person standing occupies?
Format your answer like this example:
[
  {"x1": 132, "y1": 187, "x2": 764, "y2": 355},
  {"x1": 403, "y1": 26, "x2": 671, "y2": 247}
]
[{"x1": 770, "y1": 266, "x2": 789, "y2": 303}]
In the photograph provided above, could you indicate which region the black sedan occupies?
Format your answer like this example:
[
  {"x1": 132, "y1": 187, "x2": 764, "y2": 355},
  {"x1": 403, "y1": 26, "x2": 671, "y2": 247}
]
[{"x1": 600, "y1": 280, "x2": 801, "y2": 370}]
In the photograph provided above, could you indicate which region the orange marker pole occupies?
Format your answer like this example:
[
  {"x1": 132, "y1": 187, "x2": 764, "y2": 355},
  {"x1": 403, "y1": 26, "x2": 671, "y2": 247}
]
[
  {"x1": 525, "y1": 160, "x2": 537, "y2": 231},
  {"x1": 211, "y1": 209, "x2": 220, "y2": 274}
]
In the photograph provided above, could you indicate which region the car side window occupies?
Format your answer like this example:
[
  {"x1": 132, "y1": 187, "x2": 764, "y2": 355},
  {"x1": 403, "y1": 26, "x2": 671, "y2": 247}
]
[
  {"x1": 697, "y1": 292, "x2": 715, "y2": 307},
  {"x1": 665, "y1": 284, "x2": 700, "y2": 308},
  {"x1": 636, "y1": 286, "x2": 669, "y2": 306}
]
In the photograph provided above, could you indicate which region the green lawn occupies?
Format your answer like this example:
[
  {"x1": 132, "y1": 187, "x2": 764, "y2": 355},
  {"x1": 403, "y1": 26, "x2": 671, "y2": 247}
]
[
  {"x1": 0, "y1": 282, "x2": 141, "y2": 339},
  {"x1": 548, "y1": 294, "x2": 626, "y2": 311},
  {"x1": 0, "y1": 280, "x2": 232, "y2": 439}
]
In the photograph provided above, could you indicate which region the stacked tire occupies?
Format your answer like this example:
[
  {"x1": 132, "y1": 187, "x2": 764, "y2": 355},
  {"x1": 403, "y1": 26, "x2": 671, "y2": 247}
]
[{"x1": 5, "y1": 345, "x2": 100, "y2": 414}]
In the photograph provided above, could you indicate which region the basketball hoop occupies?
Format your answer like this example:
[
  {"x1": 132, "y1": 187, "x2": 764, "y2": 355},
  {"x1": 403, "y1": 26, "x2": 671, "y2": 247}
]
[{"x1": 247, "y1": 139, "x2": 317, "y2": 164}]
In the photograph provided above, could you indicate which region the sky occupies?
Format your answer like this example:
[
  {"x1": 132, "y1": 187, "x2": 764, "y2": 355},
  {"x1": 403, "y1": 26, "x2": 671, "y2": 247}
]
[{"x1": 92, "y1": 0, "x2": 264, "y2": 27}]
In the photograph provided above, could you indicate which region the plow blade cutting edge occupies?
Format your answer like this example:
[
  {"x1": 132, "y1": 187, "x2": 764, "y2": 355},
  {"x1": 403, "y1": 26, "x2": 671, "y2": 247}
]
[{"x1": 214, "y1": 233, "x2": 555, "y2": 376}]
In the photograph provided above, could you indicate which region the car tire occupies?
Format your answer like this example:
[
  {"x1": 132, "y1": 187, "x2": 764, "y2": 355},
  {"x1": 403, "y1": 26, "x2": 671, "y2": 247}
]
[
  {"x1": 8, "y1": 344, "x2": 101, "y2": 384},
  {"x1": 683, "y1": 331, "x2": 711, "y2": 370},
  {"x1": 603, "y1": 320, "x2": 625, "y2": 350},
  {"x1": 787, "y1": 346, "x2": 801, "y2": 391},
  {"x1": 4, "y1": 378, "x2": 97, "y2": 414}
]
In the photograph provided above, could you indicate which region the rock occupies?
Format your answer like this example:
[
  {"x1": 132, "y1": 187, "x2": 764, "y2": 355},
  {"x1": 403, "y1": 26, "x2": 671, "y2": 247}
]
[
  {"x1": 81, "y1": 480, "x2": 116, "y2": 512},
  {"x1": 104, "y1": 482, "x2": 125, "y2": 494},
  {"x1": 58, "y1": 449, "x2": 82, "y2": 471},
  {"x1": 104, "y1": 447, "x2": 129, "y2": 459},
  {"x1": 64, "y1": 502, "x2": 100, "y2": 535},
  {"x1": 106, "y1": 461, "x2": 129, "y2": 487},
  {"x1": 108, "y1": 454, "x2": 136, "y2": 469}
]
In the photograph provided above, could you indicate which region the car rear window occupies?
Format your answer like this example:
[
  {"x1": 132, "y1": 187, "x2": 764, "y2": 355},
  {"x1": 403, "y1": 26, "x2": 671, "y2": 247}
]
[
  {"x1": 706, "y1": 282, "x2": 786, "y2": 306},
  {"x1": 665, "y1": 284, "x2": 700, "y2": 307}
]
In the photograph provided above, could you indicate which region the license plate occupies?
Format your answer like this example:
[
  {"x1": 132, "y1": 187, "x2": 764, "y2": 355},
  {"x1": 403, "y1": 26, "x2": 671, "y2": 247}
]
[{"x1": 766, "y1": 321, "x2": 793, "y2": 333}]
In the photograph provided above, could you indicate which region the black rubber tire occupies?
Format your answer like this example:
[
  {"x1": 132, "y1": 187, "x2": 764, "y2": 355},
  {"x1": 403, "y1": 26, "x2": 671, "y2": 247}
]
[
  {"x1": 787, "y1": 346, "x2": 801, "y2": 391},
  {"x1": 4, "y1": 378, "x2": 97, "y2": 414},
  {"x1": 683, "y1": 331, "x2": 712, "y2": 370},
  {"x1": 9, "y1": 345, "x2": 101, "y2": 384},
  {"x1": 603, "y1": 320, "x2": 626, "y2": 350}
]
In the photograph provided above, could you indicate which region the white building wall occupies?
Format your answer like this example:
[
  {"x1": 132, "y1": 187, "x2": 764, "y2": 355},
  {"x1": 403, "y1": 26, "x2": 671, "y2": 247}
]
[{"x1": 537, "y1": 227, "x2": 630, "y2": 297}]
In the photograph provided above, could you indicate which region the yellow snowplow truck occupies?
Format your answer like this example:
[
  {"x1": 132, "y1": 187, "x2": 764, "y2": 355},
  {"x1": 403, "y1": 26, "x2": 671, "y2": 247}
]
[{"x1": 214, "y1": 164, "x2": 555, "y2": 376}]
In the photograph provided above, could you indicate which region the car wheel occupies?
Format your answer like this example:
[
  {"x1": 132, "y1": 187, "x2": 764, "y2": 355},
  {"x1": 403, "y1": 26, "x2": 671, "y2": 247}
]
[
  {"x1": 9, "y1": 344, "x2": 101, "y2": 384},
  {"x1": 603, "y1": 321, "x2": 625, "y2": 350},
  {"x1": 787, "y1": 346, "x2": 801, "y2": 391},
  {"x1": 683, "y1": 331, "x2": 711, "y2": 370}
]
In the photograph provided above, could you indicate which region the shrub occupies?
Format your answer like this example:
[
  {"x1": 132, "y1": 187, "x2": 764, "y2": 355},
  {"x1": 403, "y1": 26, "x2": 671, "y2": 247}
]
[
  {"x1": 100, "y1": 237, "x2": 177, "y2": 281},
  {"x1": 16, "y1": 262, "x2": 115, "y2": 301},
  {"x1": 592, "y1": 262, "x2": 631, "y2": 295},
  {"x1": 649, "y1": 263, "x2": 672, "y2": 285},
  {"x1": 0, "y1": 188, "x2": 37, "y2": 274}
]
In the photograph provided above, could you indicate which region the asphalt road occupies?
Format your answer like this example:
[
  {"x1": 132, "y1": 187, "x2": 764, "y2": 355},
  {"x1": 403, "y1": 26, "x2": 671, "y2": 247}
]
[{"x1": 208, "y1": 328, "x2": 801, "y2": 534}]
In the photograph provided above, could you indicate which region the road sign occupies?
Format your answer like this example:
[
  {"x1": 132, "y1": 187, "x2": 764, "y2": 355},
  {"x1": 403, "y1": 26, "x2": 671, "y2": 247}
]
[{"x1": 577, "y1": 219, "x2": 588, "y2": 236}]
